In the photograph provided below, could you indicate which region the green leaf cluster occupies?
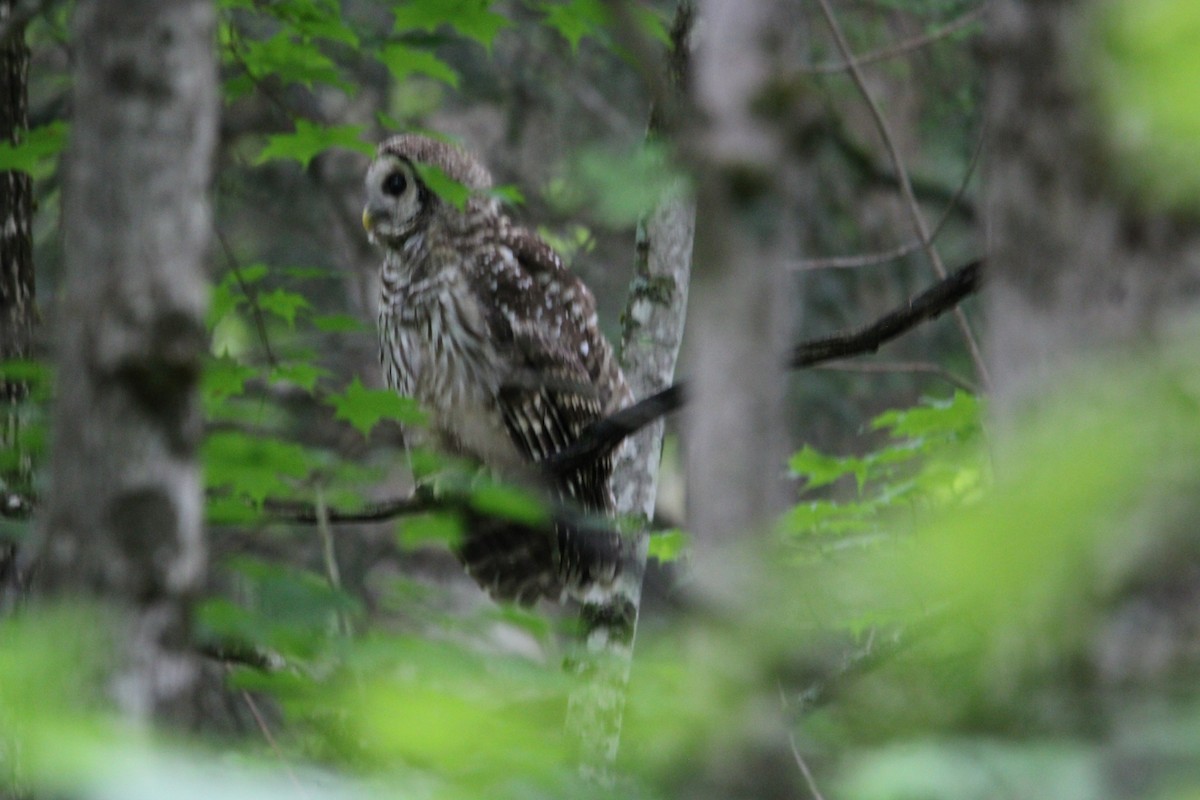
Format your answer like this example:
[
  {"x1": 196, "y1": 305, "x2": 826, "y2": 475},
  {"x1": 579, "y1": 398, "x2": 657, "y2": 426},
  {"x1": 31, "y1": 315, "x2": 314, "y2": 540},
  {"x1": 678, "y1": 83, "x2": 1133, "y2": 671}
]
[
  {"x1": 783, "y1": 390, "x2": 984, "y2": 541},
  {"x1": 326, "y1": 376, "x2": 426, "y2": 437},
  {"x1": 255, "y1": 120, "x2": 374, "y2": 169},
  {"x1": 1094, "y1": 0, "x2": 1200, "y2": 207}
]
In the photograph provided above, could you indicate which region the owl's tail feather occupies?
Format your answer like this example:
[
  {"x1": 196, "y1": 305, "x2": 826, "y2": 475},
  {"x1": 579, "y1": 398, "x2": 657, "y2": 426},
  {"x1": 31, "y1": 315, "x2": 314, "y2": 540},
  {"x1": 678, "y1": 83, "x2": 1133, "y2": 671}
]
[{"x1": 455, "y1": 507, "x2": 630, "y2": 607}]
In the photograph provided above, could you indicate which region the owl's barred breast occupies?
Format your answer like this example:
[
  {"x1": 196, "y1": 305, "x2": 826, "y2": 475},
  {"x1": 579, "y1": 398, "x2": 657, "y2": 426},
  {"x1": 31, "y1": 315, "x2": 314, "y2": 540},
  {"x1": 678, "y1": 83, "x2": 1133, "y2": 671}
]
[{"x1": 379, "y1": 254, "x2": 530, "y2": 473}]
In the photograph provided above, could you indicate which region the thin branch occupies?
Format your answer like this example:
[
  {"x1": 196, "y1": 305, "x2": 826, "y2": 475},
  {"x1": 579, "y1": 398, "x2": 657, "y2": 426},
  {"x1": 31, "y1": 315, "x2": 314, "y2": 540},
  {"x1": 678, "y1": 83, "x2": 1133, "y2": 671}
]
[
  {"x1": 791, "y1": 609, "x2": 953, "y2": 714},
  {"x1": 814, "y1": 0, "x2": 990, "y2": 388},
  {"x1": 315, "y1": 487, "x2": 350, "y2": 636},
  {"x1": 814, "y1": 360, "x2": 978, "y2": 393},
  {"x1": 199, "y1": 640, "x2": 284, "y2": 672},
  {"x1": 790, "y1": 258, "x2": 982, "y2": 367},
  {"x1": 795, "y1": 122, "x2": 985, "y2": 272},
  {"x1": 823, "y1": 112, "x2": 978, "y2": 223},
  {"x1": 547, "y1": 258, "x2": 983, "y2": 478},
  {"x1": 226, "y1": 663, "x2": 312, "y2": 800},
  {"x1": 799, "y1": 4, "x2": 988, "y2": 75},
  {"x1": 214, "y1": 227, "x2": 278, "y2": 367},
  {"x1": 262, "y1": 493, "x2": 439, "y2": 524},
  {"x1": 549, "y1": 383, "x2": 687, "y2": 478},
  {"x1": 789, "y1": 732, "x2": 829, "y2": 800},
  {"x1": 794, "y1": 237, "x2": 925, "y2": 272}
]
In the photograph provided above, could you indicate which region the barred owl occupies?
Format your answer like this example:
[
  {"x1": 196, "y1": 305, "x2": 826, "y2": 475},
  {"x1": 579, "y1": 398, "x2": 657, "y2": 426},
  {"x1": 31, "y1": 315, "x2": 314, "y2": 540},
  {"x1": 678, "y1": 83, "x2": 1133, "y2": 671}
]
[{"x1": 362, "y1": 134, "x2": 634, "y2": 606}]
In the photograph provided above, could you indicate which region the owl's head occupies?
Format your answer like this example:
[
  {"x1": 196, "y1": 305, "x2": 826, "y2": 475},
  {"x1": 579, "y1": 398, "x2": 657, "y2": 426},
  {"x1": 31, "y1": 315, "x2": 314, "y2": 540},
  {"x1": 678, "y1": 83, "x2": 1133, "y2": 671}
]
[{"x1": 362, "y1": 134, "x2": 493, "y2": 246}]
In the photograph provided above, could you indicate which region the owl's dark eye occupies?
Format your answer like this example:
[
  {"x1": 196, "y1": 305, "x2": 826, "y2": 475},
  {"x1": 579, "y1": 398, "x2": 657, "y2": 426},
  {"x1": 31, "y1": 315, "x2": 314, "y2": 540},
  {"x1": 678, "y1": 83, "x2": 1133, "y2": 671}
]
[{"x1": 382, "y1": 171, "x2": 408, "y2": 197}]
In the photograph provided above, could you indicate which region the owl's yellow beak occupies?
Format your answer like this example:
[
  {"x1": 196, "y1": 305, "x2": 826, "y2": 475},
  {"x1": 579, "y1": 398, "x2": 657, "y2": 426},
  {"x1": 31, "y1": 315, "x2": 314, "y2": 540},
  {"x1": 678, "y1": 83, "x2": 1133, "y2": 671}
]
[{"x1": 361, "y1": 208, "x2": 373, "y2": 231}]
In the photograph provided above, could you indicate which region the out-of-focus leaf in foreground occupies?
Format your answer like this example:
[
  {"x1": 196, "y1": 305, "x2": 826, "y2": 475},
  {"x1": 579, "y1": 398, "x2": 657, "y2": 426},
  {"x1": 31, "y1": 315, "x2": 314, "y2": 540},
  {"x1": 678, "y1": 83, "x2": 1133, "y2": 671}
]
[{"x1": 1094, "y1": 0, "x2": 1200, "y2": 206}]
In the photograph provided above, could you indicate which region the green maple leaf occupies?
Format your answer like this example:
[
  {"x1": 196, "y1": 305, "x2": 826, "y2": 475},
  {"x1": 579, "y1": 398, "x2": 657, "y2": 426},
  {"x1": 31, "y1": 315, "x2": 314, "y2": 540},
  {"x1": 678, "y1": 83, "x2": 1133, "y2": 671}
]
[
  {"x1": 327, "y1": 377, "x2": 427, "y2": 437},
  {"x1": 393, "y1": 0, "x2": 511, "y2": 51},
  {"x1": 255, "y1": 120, "x2": 374, "y2": 169},
  {"x1": 379, "y1": 44, "x2": 460, "y2": 88}
]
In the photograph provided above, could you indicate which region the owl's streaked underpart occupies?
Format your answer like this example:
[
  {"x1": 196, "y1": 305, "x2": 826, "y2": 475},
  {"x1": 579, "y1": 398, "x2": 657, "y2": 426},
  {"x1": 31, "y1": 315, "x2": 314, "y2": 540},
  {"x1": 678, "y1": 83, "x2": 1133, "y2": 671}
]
[{"x1": 362, "y1": 134, "x2": 634, "y2": 606}]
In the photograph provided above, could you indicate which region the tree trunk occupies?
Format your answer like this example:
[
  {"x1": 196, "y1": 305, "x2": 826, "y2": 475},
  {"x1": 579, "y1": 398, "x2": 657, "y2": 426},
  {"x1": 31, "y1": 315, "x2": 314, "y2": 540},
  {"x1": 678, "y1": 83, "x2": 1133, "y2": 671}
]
[
  {"x1": 35, "y1": 0, "x2": 217, "y2": 724},
  {"x1": 0, "y1": 0, "x2": 33, "y2": 606},
  {"x1": 686, "y1": 0, "x2": 803, "y2": 556},
  {"x1": 0, "y1": 0, "x2": 32, "y2": 369},
  {"x1": 563, "y1": 5, "x2": 697, "y2": 774},
  {"x1": 983, "y1": 1, "x2": 1200, "y2": 793},
  {"x1": 985, "y1": 1, "x2": 1200, "y2": 417}
]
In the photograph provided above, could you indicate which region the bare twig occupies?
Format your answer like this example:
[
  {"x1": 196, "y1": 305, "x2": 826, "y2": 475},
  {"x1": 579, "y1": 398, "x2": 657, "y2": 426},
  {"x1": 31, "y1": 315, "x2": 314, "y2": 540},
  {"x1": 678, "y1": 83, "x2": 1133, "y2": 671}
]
[
  {"x1": 214, "y1": 227, "x2": 278, "y2": 366},
  {"x1": 315, "y1": 489, "x2": 341, "y2": 589},
  {"x1": 788, "y1": 732, "x2": 829, "y2": 800},
  {"x1": 546, "y1": 258, "x2": 983, "y2": 476},
  {"x1": 548, "y1": 384, "x2": 686, "y2": 478},
  {"x1": 262, "y1": 492, "x2": 440, "y2": 524},
  {"x1": 791, "y1": 610, "x2": 953, "y2": 714},
  {"x1": 199, "y1": 640, "x2": 283, "y2": 672},
  {"x1": 226, "y1": 663, "x2": 311, "y2": 800},
  {"x1": 795, "y1": 237, "x2": 926, "y2": 272},
  {"x1": 315, "y1": 487, "x2": 350, "y2": 636},
  {"x1": 799, "y1": 4, "x2": 988, "y2": 74},
  {"x1": 795, "y1": 123, "x2": 984, "y2": 272},
  {"x1": 824, "y1": 112, "x2": 978, "y2": 222},
  {"x1": 815, "y1": 360, "x2": 978, "y2": 393},
  {"x1": 814, "y1": 0, "x2": 990, "y2": 387}
]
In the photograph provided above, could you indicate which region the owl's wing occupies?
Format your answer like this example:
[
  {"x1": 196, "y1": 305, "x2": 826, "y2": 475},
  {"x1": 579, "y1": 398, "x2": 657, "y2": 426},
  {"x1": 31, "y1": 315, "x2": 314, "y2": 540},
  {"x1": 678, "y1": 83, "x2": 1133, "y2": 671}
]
[
  {"x1": 455, "y1": 228, "x2": 627, "y2": 604},
  {"x1": 473, "y1": 233, "x2": 611, "y2": 508},
  {"x1": 497, "y1": 325, "x2": 610, "y2": 506},
  {"x1": 501, "y1": 226, "x2": 632, "y2": 415}
]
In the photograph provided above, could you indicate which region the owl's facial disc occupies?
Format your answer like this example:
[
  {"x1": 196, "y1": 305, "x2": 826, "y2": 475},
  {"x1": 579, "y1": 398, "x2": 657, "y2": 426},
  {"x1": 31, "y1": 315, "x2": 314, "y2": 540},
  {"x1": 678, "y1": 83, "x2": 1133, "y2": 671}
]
[{"x1": 363, "y1": 156, "x2": 421, "y2": 245}]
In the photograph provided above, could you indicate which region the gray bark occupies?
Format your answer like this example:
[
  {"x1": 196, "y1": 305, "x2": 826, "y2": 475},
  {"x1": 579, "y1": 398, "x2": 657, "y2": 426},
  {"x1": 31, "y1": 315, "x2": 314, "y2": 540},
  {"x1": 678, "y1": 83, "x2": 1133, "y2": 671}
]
[
  {"x1": 564, "y1": 5, "x2": 697, "y2": 773},
  {"x1": 35, "y1": 0, "x2": 217, "y2": 723},
  {"x1": 985, "y1": 1, "x2": 1200, "y2": 417},
  {"x1": 612, "y1": 194, "x2": 694, "y2": 523},
  {"x1": 685, "y1": 0, "x2": 802, "y2": 553},
  {"x1": 566, "y1": 174, "x2": 696, "y2": 776}
]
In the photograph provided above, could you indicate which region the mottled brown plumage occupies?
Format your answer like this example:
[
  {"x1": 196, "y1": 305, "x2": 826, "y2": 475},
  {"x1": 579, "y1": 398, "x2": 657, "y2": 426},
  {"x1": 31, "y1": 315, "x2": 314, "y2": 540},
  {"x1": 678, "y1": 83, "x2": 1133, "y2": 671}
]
[{"x1": 363, "y1": 134, "x2": 633, "y2": 605}]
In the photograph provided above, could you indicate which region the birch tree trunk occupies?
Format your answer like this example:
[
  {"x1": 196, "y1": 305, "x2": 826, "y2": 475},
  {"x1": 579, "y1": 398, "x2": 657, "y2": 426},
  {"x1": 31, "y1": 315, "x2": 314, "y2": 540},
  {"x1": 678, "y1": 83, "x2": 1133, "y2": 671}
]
[
  {"x1": 564, "y1": 4, "x2": 697, "y2": 774},
  {"x1": 35, "y1": 0, "x2": 217, "y2": 724}
]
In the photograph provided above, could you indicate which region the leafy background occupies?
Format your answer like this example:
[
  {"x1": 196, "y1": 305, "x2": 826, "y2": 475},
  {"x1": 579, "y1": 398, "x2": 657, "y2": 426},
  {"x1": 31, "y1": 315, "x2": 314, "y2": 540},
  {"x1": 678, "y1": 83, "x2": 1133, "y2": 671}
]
[{"x1": 4, "y1": 0, "x2": 1200, "y2": 798}]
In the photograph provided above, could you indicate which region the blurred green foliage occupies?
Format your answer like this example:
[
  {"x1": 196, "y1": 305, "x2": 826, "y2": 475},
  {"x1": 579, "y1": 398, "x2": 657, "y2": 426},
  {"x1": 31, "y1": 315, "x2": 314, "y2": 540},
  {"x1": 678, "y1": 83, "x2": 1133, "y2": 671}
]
[
  {"x1": 1095, "y1": 0, "x2": 1200, "y2": 206},
  {"x1": 5, "y1": 1, "x2": 1200, "y2": 799}
]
